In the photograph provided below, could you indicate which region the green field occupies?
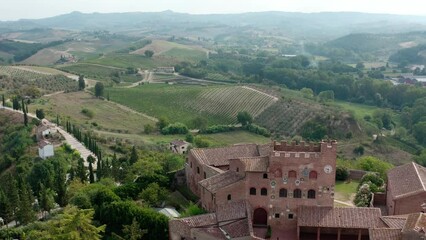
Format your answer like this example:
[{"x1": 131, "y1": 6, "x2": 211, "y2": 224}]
[
  {"x1": 58, "y1": 64, "x2": 124, "y2": 80},
  {"x1": 335, "y1": 180, "x2": 359, "y2": 204},
  {"x1": 107, "y1": 84, "x2": 277, "y2": 126},
  {"x1": 84, "y1": 53, "x2": 176, "y2": 69},
  {"x1": 333, "y1": 101, "x2": 378, "y2": 120}
]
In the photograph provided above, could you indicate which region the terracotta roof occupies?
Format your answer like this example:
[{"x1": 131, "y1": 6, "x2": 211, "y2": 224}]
[
  {"x1": 190, "y1": 144, "x2": 260, "y2": 167},
  {"x1": 170, "y1": 139, "x2": 188, "y2": 147},
  {"x1": 221, "y1": 218, "x2": 251, "y2": 238},
  {"x1": 38, "y1": 140, "x2": 51, "y2": 148},
  {"x1": 369, "y1": 228, "x2": 402, "y2": 240},
  {"x1": 238, "y1": 156, "x2": 269, "y2": 172},
  {"x1": 298, "y1": 206, "x2": 382, "y2": 229},
  {"x1": 402, "y1": 213, "x2": 426, "y2": 234},
  {"x1": 387, "y1": 162, "x2": 426, "y2": 200},
  {"x1": 193, "y1": 227, "x2": 227, "y2": 240},
  {"x1": 257, "y1": 143, "x2": 272, "y2": 156},
  {"x1": 178, "y1": 213, "x2": 217, "y2": 227},
  {"x1": 381, "y1": 215, "x2": 408, "y2": 229},
  {"x1": 199, "y1": 171, "x2": 244, "y2": 193},
  {"x1": 216, "y1": 200, "x2": 247, "y2": 222}
]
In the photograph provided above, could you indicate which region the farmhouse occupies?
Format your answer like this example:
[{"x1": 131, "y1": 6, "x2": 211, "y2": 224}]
[
  {"x1": 386, "y1": 162, "x2": 426, "y2": 215},
  {"x1": 38, "y1": 140, "x2": 54, "y2": 159},
  {"x1": 170, "y1": 139, "x2": 190, "y2": 154}
]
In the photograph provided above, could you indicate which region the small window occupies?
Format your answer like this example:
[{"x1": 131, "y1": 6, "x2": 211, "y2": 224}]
[
  {"x1": 308, "y1": 189, "x2": 316, "y2": 199},
  {"x1": 197, "y1": 167, "x2": 200, "y2": 174},
  {"x1": 204, "y1": 172, "x2": 206, "y2": 179},
  {"x1": 309, "y1": 171, "x2": 318, "y2": 180},
  {"x1": 263, "y1": 173, "x2": 268, "y2": 179},
  {"x1": 288, "y1": 170, "x2": 297, "y2": 179},
  {"x1": 236, "y1": 167, "x2": 239, "y2": 172},
  {"x1": 250, "y1": 187, "x2": 256, "y2": 195},
  {"x1": 279, "y1": 188, "x2": 287, "y2": 198},
  {"x1": 227, "y1": 194, "x2": 231, "y2": 201},
  {"x1": 275, "y1": 213, "x2": 280, "y2": 218},
  {"x1": 294, "y1": 189, "x2": 302, "y2": 198},
  {"x1": 288, "y1": 213, "x2": 294, "y2": 219},
  {"x1": 261, "y1": 188, "x2": 267, "y2": 196},
  {"x1": 190, "y1": 162, "x2": 192, "y2": 168}
]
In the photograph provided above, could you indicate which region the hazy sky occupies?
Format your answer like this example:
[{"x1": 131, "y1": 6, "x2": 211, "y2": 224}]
[{"x1": 1, "y1": 0, "x2": 425, "y2": 21}]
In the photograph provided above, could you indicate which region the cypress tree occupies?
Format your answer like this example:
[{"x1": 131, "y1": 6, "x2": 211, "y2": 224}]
[
  {"x1": 16, "y1": 181, "x2": 36, "y2": 225},
  {"x1": 96, "y1": 158, "x2": 102, "y2": 181},
  {"x1": 1, "y1": 94, "x2": 5, "y2": 107},
  {"x1": 53, "y1": 161, "x2": 67, "y2": 207},
  {"x1": 22, "y1": 100, "x2": 28, "y2": 127},
  {"x1": 89, "y1": 161, "x2": 95, "y2": 184},
  {"x1": 77, "y1": 158, "x2": 86, "y2": 183},
  {"x1": 129, "y1": 146, "x2": 138, "y2": 165},
  {"x1": 56, "y1": 115, "x2": 59, "y2": 125}
]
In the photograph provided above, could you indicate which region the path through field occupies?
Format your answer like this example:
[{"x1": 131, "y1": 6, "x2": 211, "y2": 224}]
[{"x1": 0, "y1": 106, "x2": 97, "y2": 168}]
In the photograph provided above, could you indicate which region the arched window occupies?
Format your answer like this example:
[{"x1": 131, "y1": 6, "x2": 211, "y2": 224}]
[
  {"x1": 197, "y1": 167, "x2": 200, "y2": 174},
  {"x1": 279, "y1": 188, "x2": 287, "y2": 198},
  {"x1": 236, "y1": 167, "x2": 239, "y2": 172},
  {"x1": 293, "y1": 189, "x2": 302, "y2": 198},
  {"x1": 204, "y1": 172, "x2": 206, "y2": 179},
  {"x1": 309, "y1": 171, "x2": 318, "y2": 180},
  {"x1": 288, "y1": 170, "x2": 297, "y2": 179},
  {"x1": 227, "y1": 194, "x2": 231, "y2": 201},
  {"x1": 263, "y1": 173, "x2": 268, "y2": 179},
  {"x1": 308, "y1": 189, "x2": 316, "y2": 199},
  {"x1": 190, "y1": 162, "x2": 192, "y2": 168},
  {"x1": 250, "y1": 187, "x2": 256, "y2": 195},
  {"x1": 261, "y1": 188, "x2": 268, "y2": 196}
]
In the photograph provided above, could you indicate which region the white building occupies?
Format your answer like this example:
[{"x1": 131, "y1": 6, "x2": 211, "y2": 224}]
[{"x1": 38, "y1": 140, "x2": 54, "y2": 159}]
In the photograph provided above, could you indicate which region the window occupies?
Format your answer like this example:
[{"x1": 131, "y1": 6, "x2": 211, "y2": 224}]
[
  {"x1": 279, "y1": 188, "x2": 287, "y2": 198},
  {"x1": 197, "y1": 167, "x2": 200, "y2": 174},
  {"x1": 236, "y1": 167, "x2": 239, "y2": 172},
  {"x1": 261, "y1": 188, "x2": 268, "y2": 196},
  {"x1": 250, "y1": 187, "x2": 256, "y2": 195},
  {"x1": 263, "y1": 173, "x2": 268, "y2": 179},
  {"x1": 293, "y1": 189, "x2": 302, "y2": 198},
  {"x1": 204, "y1": 172, "x2": 206, "y2": 179},
  {"x1": 288, "y1": 213, "x2": 294, "y2": 219},
  {"x1": 309, "y1": 171, "x2": 318, "y2": 180},
  {"x1": 227, "y1": 194, "x2": 231, "y2": 201},
  {"x1": 308, "y1": 189, "x2": 316, "y2": 199},
  {"x1": 190, "y1": 162, "x2": 192, "y2": 168},
  {"x1": 275, "y1": 213, "x2": 280, "y2": 218},
  {"x1": 288, "y1": 170, "x2": 297, "y2": 179}
]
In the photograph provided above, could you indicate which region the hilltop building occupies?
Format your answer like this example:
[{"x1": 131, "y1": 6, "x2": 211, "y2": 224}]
[
  {"x1": 170, "y1": 139, "x2": 190, "y2": 154},
  {"x1": 38, "y1": 140, "x2": 54, "y2": 159},
  {"x1": 170, "y1": 141, "x2": 426, "y2": 239}
]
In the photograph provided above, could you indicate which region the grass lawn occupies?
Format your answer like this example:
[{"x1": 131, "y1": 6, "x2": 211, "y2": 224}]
[
  {"x1": 333, "y1": 101, "x2": 378, "y2": 120},
  {"x1": 334, "y1": 180, "x2": 359, "y2": 203}
]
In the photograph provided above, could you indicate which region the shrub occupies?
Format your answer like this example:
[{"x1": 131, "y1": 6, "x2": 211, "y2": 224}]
[
  {"x1": 81, "y1": 108, "x2": 94, "y2": 119},
  {"x1": 356, "y1": 156, "x2": 393, "y2": 179},
  {"x1": 358, "y1": 172, "x2": 384, "y2": 193},
  {"x1": 353, "y1": 183, "x2": 372, "y2": 207},
  {"x1": 194, "y1": 136, "x2": 210, "y2": 148},
  {"x1": 335, "y1": 166, "x2": 349, "y2": 181},
  {"x1": 245, "y1": 124, "x2": 271, "y2": 137},
  {"x1": 161, "y1": 123, "x2": 189, "y2": 135},
  {"x1": 144, "y1": 124, "x2": 154, "y2": 134},
  {"x1": 353, "y1": 145, "x2": 364, "y2": 156},
  {"x1": 201, "y1": 125, "x2": 236, "y2": 134}
]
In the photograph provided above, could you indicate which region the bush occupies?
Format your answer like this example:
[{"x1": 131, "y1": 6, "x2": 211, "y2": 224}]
[
  {"x1": 180, "y1": 202, "x2": 207, "y2": 217},
  {"x1": 200, "y1": 125, "x2": 236, "y2": 134},
  {"x1": 353, "y1": 145, "x2": 364, "y2": 156},
  {"x1": 358, "y1": 172, "x2": 384, "y2": 193},
  {"x1": 161, "y1": 123, "x2": 189, "y2": 135},
  {"x1": 245, "y1": 124, "x2": 271, "y2": 137},
  {"x1": 354, "y1": 183, "x2": 372, "y2": 207},
  {"x1": 81, "y1": 108, "x2": 94, "y2": 119},
  {"x1": 144, "y1": 124, "x2": 154, "y2": 134},
  {"x1": 335, "y1": 166, "x2": 349, "y2": 181},
  {"x1": 356, "y1": 156, "x2": 393, "y2": 179},
  {"x1": 194, "y1": 136, "x2": 210, "y2": 148}
]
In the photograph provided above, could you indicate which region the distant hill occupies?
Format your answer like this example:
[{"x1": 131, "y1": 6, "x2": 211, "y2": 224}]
[
  {"x1": 389, "y1": 44, "x2": 426, "y2": 65},
  {"x1": 2, "y1": 11, "x2": 426, "y2": 40}
]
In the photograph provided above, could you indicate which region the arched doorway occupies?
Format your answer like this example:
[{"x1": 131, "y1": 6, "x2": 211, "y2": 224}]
[{"x1": 253, "y1": 208, "x2": 268, "y2": 226}]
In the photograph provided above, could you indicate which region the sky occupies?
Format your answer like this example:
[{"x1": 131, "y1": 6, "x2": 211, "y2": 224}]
[{"x1": 1, "y1": 0, "x2": 425, "y2": 21}]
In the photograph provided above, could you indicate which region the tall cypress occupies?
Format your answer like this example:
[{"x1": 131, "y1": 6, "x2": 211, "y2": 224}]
[
  {"x1": 77, "y1": 158, "x2": 86, "y2": 183},
  {"x1": 53, "y1": 161, "x2": 67, "y2": 207},
  {"x1": 89, "y1": 161, "x2": 95, "y2": 184},
  {"x1": 2, "y1": 94, "x2": 5, "y2": 107},
  {"x1": 22, "y1": 100, "x2": 28, "y2": 127}
]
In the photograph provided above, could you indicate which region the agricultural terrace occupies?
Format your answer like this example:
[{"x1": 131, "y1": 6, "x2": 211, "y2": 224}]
[
  {"x1": 0, "y1": 66, "x2": 78, "y2": 94},
  {"x1": 28, "y1": 91, "x2": 155, "y2": 134},
  {"x1": 132, "y1": 40, "x2": 208, "y2": 61},
  {"x1": 58, "y1": 64, "x2": 129, "y2": 82},
  {"x1": 107, "y1": 84, "x2": 277, "y2": 126}
]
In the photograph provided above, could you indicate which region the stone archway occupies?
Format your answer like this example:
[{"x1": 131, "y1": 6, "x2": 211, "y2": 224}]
[{"x1": 253, "y1": 208, "x2": 268, "y2": 226}]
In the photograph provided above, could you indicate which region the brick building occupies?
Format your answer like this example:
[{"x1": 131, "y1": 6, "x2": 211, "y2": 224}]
[{"x1": 386, "y1": 162, "x2": 426, "y2": 215}]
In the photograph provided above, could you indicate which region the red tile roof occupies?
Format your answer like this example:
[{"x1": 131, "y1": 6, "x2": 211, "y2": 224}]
[
  {"x1": 216, "y1": 200, "x2": 247, "y2": 222},
  {"x1": 193, "y1": 227, "x2": 227, "y2": 239},
  {"x1": 237, "y1": 156, "x2": 269, "y2": 172},
  {"x1": 38, "y1": 140, "x2": 51, "y2": 148},
  {"x1": 199, "y1": 171, "x2": 244, "y2": 193},
  {"x1": 381, "y1": 215, "x2": 408, "y2": 229},
  {"x1": 178, "y1": 213, "x2": 217, "y2": 227},
  {"x1": 190, "y1": 144, "x2": 260, "y2": 167},
  {"x1": 402, "y1": 213, "x2": 426, "y2": 234},
  {"x1": 298, "y1": 206, "x2": 382, "y2": 229},
  {"x1": 387, "y1": 162, "x2": 426, "y2": 200},
  {"x1": 369, "y1": 228, "x2": 402, "y2": 240},
  {"x1": 170, "y1": 139, "x2": 188, "y2": 147},
  {"x1": 221, "y1": 218, "x2": 251, "y2": 238}
]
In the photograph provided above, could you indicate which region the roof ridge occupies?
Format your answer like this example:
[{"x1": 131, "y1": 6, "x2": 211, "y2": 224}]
[{"x1": 413, "y1": 162, "x2": 426, "y2": 192}]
